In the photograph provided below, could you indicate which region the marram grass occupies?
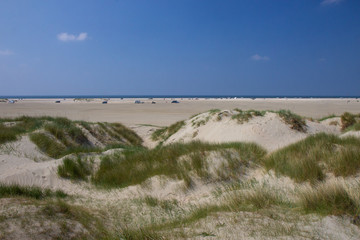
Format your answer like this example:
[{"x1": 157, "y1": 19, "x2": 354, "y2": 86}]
[{"x1": 265, "y1": 133, "x2": 360, "y2": 183}]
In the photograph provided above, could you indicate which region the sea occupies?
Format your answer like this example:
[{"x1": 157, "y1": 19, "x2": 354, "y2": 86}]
[{"x1": 1, "y1": 95, "x2": 359, "y2": 99}]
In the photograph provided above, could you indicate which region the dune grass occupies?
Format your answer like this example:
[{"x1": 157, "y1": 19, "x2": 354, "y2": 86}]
[
  {"x1": 118, "y1": 227, "x2": 165, "y2": 240},
  {"x1": 42, "y1": 200, "x2": 112, "y2": 239},
  {"x1": 110, "y1": 122, "x2": 143, "y2": 145},
  {"x1": 232, "y1": 109, "x2": 266, "y2": 124},
  {"x1": 58, "y1": 156, "x2": 93, "y2": 181},
  {"x1": 93, "y1": 141, "x2": 266, "y2": 188},
  {"x1": 318, "y1": 114, "x2": 337, "y2": 122},
  {"x1": 341, "y1": 112, "x2": 357, "y2": 130},
  {"x1": 340, "y1": 112, "x2": 360, "y2": 131},
  {"x1": 276, "y1": 110, "x2": 307, "y2": 132},
  {"x1": 299, "y1": 183, "x2": 359, "y2": 216},
  {"x1": 151, "y1": 120, "x2": 185, "y2": 141},
  {"x1": 0, "y1": 184, "x2": 67, "y2": 199},
  {"x1": 345, "y1": 122, "x2": 360, "y2": 132},
  {"x1": 0, "y1": 116, "x2": 142, "y2": 158},
  {"x1": 29, "y1": 133, "x2": 67, "y2": 158},
  {"x1": 230, "y1": 109, "x2": 307, "y2": 132},
  {"x1": 0, "y1": 116, "x2": 47, "y2": 144},
  {"x1": 208, "y1": 109, "x2": 221, "y2": 114},
  {"x1": 265, "y1": 133, "x2": 360, "y2": 183}
]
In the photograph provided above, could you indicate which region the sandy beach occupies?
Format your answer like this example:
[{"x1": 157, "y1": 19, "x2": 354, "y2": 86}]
[
  {"x1": 1, "y1": 99, "x2": 360, "y2": 239},
  {"x1": 0, "y1": 98, "x2": 359, "y2": 126}
]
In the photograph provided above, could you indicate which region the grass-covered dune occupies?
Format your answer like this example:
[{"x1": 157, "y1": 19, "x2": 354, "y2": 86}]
[
  {"x1": 2, "y1": 112, "x2": 360, "y2": 239},
  {"x1": 0, "y1": 116, "x2": 142, "y2": 158},
  {"x1": 93, "y1": 141, "x2": 266, "y2": 188},
  {"x1": 265, "y1": 133, "x2": 360, "y2": 183}
]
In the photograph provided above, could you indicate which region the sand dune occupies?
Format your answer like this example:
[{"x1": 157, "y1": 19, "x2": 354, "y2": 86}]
[
  {"x1": 165, "y1": 110, "x2": 341, "y2": 151},
  {"x1": 1, "y1": 109, "x2": 360, "y2": 239}
]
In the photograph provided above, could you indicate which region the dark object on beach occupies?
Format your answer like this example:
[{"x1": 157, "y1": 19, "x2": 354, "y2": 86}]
[
  {"x1": 171, "y1": 100, "x2": 180, "y2": 103},
  {"x1": 152, "y1": 101, "x2": 156, "y2": 104},
  {"x1": 8, "y1": 100, "x2": 15, "y2": 104},
  {"x1": 102, "y1": 101, "x2": 108, "y2": 104},
  {"x1": 135, "y1": 100, "x2": 144, "y2": 104},
  {"x1": 55, "y1": 101, "x2": 61, "y2": 103}
]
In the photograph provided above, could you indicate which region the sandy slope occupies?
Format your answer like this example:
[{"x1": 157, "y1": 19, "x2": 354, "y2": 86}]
[{"x1": 165, "y1": 111, "x2": 341, "y2": 151}]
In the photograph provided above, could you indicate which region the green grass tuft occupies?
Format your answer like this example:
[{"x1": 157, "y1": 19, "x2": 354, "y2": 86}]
[
  {"x1": 58, "y1": 156, "x2": 93, "y2": 180},
  {"x1": 318, "y1": 114, "x2": 337, "y2": 122},
  {"x1": 300, "y1": 183, "x2": 359, "y2": 216},
  {"x1": 276, "y1": 110, "x2": 307, "y2": 132},
  {"x1": 151, "y1": 120, "x2": 185, "y2": 141},
  {"x1": 345, "y1": 122, "x2": 360, "y2": 132},
  {"x1": 119, "y1": 227, "x2": 165, "y2": 240},
  {"x1": 231, "y1": 109, "x2": 266, "y2": 124},
  {"x1": 0, "y1": 116, "x2": 142, "y2": 158},
  {"x1": 265, "y1": 133, "x2": 360, "y2": 183},
  {"x1": 341, "y1": 112, "x2": 357, "y2": 130},
  {"x1": 30, "y1": 133, "x2": 67, "y2": 158},
  {"x1": 93, "y1": 141, "x2": 266, "y2": 188},
  {"x1": 0, "y1": 184, "x2": 67, "y2": 199}
]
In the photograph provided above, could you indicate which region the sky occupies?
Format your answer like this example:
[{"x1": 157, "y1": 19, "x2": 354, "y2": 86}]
[{"x1": 0, "y1": 0, "x2": 359, "y2": 96}]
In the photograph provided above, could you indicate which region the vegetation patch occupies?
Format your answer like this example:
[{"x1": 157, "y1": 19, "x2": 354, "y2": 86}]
[
  {"x1": 0, "y1": 184, "x2": 67, "y2": 199},
  {"x1": 119, "y1": 226, "x2": 165, "y2": 240},
  {"x1": 276, "y1": 110, "x2": 307, "y2": 132},
  {"x1": 30, "y1": 133, "x2": 67, "y2": 158},
  {"x1": 0, "y1": 116, "x2": 46, "y2": 144},
  {"x1": 341, "y1": 112, "x2": 360, "y2": 131},
  {"x1": 265, "y1": 133, "x2": 360, "y2": 183},
  {"x1": 151, "y1": 120, "x2": 185, "y2": 141},
  {"x1": 0, "y1": 116, "x2": 142, "y2": 158},
  {"x1": 42, "y1": 200, "x2": 112, "y2": 239},
  {"x1": 300, "y1": 183, "x2": 358, "y2": 216},
  {"x1": 208, "y1": 109, "x2": 221, "y2": 114},
  {"x1": 232, "y1": 109, "x2": 266, "y2": 124},
  {"x1": 93, "y1": 141, "x2": 266, "y2": 188},
  {"x1": 58, "y1": 156, "x2": 93, "y2": 181},
  {"x1": 318, "y1": 114, "x2": 337, "y2": 122}
]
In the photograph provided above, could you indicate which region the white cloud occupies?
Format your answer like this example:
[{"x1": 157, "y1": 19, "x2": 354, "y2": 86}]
[
  {"x1": 57, "y1": 32, "x2": 88, "y2": 42},
  {"x1": 0, "y1": 50, "x2": 13, "y2": 56},
  {"x1": 321, "y1": 0, "x2": 343, "y2": 6},
  {"x1": 251, "y1": 54, "x2": 270, "y2": 61}
]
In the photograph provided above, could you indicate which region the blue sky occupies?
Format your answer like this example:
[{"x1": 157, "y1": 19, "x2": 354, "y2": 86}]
[{"x1": 0, "y1": 0, "x2": 359, "y2": 96}]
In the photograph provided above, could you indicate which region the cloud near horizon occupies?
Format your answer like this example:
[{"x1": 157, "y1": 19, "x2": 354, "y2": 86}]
[
  {"x1": 251, "y1": 54, "x2": 270, "y2": 61},
  {"x1": 0, "y1": 49, "x2": 14, "y2": 56},
  {"x1": 57, "y1": 32, "x2": 88, "y2": 42},
  {"x1": 321, "y1": 0, "x2": 344, "y2": 6}
]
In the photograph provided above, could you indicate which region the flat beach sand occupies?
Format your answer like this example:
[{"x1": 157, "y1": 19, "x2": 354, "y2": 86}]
[
  {"x1": 1, "y1": 98, "x2": 360, "y2": 239},
  {"x1": 0, "y1": 98, "x2": 359, "y2": 126}
]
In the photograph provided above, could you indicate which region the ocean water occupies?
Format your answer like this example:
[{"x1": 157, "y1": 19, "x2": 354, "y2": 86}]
[{"x1": 1, "y1": 95, "x2": 359, "y2": 99}]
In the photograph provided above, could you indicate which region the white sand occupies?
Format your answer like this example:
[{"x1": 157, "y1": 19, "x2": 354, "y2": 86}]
[{"x1": 165, "y1": 111, "x2": 341, "y2": 151}]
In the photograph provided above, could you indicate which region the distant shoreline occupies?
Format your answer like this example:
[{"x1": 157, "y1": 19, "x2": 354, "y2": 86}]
[{"x1": 1, "y1": 95, "x2": 359, "y2": 99}]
